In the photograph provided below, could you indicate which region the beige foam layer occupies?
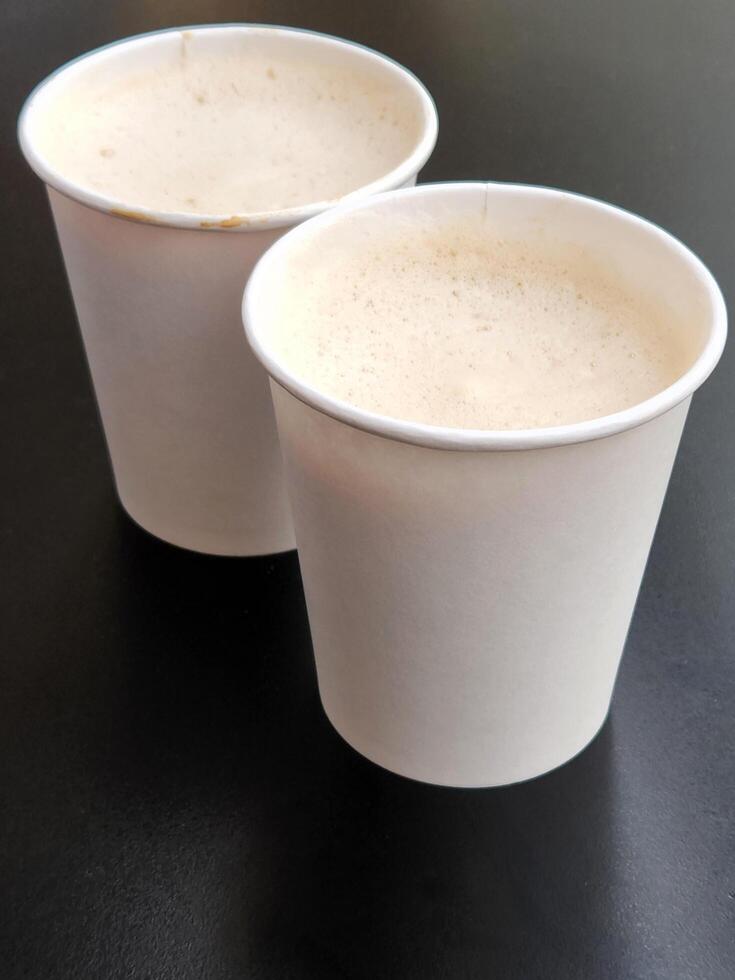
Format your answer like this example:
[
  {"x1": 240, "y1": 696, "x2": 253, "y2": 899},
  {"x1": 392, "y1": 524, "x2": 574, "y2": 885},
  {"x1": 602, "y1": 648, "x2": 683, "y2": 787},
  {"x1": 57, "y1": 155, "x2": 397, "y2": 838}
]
[
  {"x1": 33, "y1": 37, "x2": 421, "y2": 216},
  {"x1": 269, "y1": 213, "x2": 691, "y2": 430}
]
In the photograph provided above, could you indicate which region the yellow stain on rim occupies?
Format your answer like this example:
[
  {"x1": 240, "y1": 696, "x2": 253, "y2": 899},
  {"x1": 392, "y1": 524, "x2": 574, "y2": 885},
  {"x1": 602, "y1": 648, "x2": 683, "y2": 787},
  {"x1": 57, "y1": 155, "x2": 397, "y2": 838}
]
[
  {"x1": 108, "y1": 210, "x2": 258, "y2": 229},
  {"x1": 200, "y1": 215, "x2": 250, "y2": 229},
  {"x1": 109, "y1": 208, "x2": 159, "y2": 224}
]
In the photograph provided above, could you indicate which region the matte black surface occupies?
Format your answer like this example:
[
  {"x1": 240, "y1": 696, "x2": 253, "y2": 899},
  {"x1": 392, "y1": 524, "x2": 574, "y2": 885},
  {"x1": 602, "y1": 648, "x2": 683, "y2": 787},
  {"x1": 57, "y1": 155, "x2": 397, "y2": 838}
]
[{"x1": 2, "y1": 2, "x2": 734, "y2": 978}]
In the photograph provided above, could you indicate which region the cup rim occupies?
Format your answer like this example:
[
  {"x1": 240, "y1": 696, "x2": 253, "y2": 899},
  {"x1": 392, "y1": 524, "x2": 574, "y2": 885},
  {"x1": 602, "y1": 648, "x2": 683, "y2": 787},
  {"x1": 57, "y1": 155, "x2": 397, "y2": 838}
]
[
  {"x1": 243, "y1": 180, "x2": 728, "y2": 451},
  {"x1": 17, "y1": 23, "x2": 438, "y2": 232}
]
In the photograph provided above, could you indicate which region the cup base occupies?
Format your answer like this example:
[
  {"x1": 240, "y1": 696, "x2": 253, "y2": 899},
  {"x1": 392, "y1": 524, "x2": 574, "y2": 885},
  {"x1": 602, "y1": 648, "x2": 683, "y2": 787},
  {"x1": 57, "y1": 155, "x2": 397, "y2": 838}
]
[
  {"x1": 320, "y1": 697, "x2": 612, "y2": 789},
  {"x1": 118, "y1": 499, "x2": 297, "y2": 558}
]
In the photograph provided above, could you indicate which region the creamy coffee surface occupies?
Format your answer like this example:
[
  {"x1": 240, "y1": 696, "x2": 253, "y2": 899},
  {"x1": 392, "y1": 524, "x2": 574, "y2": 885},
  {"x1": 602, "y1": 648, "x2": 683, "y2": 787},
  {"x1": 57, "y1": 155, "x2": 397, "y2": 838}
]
[
  {"x1": 33, "y1": 37, "x2": 422, "y2": 215},
  {"x1": 267, "y1": 213, "x2": 690, "y2": 429}
]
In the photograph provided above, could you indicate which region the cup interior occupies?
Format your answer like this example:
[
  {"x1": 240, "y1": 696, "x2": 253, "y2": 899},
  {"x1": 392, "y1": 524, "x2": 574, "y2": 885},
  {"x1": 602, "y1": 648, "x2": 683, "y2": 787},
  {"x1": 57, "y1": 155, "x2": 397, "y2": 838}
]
[
  {"x1": 244, "y1": 181, "x2": 726, "y2": 450},
  {"x1": 18, "y1": 25, "x2": 438, "y2": 229}
]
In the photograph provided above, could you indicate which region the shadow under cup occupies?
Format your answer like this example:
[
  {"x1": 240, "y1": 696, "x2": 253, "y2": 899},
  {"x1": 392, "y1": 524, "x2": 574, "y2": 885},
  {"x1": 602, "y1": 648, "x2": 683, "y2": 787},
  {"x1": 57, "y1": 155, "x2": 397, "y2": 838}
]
[
  {"x1": 17, "y1": 25, "x2": 438, "y2": 555},
  {"x1": 244, "y1": 182, "x2": 727, "y2": 787}
]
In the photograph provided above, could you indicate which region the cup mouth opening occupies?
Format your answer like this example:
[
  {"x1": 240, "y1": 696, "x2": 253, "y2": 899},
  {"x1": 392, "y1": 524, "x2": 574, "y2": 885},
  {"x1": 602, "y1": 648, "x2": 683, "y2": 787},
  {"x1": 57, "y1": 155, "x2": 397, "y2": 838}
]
[
  {"x1": 17, "y1": 23, "x2": 438, "y2": 232},
  {"x1": 243, "y1": 181, "x2": 727, "y2": 452}
]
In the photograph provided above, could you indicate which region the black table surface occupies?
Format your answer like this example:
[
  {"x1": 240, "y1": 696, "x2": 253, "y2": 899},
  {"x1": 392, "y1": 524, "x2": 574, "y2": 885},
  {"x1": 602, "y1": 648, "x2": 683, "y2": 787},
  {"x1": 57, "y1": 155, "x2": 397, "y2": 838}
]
[{"x1": 2, "y1": 2, "x2": 734, "y2": 978}]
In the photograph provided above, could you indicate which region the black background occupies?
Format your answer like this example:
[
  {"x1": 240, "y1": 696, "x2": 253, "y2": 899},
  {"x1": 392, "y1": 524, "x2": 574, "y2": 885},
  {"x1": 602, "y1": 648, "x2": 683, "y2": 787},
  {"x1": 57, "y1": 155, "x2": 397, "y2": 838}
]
[{"x1": 2, "y1": 2, "x2": 734, "y2": 978}]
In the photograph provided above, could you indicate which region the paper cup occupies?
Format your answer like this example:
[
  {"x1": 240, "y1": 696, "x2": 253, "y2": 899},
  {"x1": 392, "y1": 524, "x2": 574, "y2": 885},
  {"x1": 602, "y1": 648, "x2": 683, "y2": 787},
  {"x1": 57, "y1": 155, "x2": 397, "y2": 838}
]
[
  {"x1": 244, "y1": 182, "x2": 726, "y2": 786},
  {"x1": 18, "y1": 25, "x2": 437, "y2": 555}
]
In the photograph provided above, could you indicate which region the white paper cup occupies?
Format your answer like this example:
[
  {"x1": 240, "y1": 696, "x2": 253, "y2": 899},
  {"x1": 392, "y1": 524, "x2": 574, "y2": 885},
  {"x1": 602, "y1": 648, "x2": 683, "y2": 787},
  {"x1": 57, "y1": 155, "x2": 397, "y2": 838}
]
[
  {"x1": 244, "y1": 182, "x2": 727, "y2": 786},
  {"x1": 18, "y1": 25, "x2": 438, "y2": 555}
]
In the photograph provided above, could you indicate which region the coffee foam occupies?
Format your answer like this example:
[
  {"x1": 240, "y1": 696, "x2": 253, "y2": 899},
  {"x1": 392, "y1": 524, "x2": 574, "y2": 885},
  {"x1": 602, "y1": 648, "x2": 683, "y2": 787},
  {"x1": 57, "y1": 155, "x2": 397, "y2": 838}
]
[
  {"x1": 267, "y1": 212, "x2": 692, "y2": 430},
  {"x1": 33, "y1": 40, "x2": 422, "y2": 216}
]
